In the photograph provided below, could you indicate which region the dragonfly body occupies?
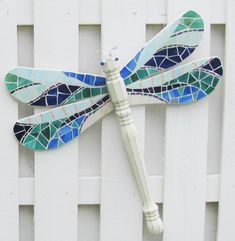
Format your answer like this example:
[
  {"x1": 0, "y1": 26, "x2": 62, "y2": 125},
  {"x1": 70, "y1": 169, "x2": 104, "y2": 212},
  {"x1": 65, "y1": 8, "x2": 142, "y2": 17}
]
[
  {"x1": 4, "y1": 10, "x2": 223, "y2": 235},
  {"x1": 103, "y1": 58, "x2": 163, "y2": 233},
  {"x1": 103, "y1": 59, "x2": 131, "y2": 124}
]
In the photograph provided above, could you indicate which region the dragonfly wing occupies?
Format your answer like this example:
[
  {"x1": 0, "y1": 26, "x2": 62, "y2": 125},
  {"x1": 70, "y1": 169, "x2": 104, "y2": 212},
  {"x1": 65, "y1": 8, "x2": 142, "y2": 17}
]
[
  {"x1": 14, "y1": 95, "x2": 113, "y2": 150},
  {"x1": 128, "y1": 57, "x2": 223, "y2": 105},
  {"x1": 120, "y1": 10, "x2": 204, "y2": 85},
  {"x1": 5, "y1": 67, "x2": 107, "y2": 106}
]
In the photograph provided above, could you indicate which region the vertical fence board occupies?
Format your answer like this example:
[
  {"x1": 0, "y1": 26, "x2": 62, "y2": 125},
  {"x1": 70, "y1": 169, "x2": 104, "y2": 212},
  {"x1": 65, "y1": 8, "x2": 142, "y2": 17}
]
[
  {"x1": 217, "y1": 1, "x2": 235, "y2": 240},
  {"x1": 100, "y1": 1, "x2": 145, "y2": 240},
  {"x1": 34, "y1": 1, "x2": 78, "y2": 241},
  {"x1": 79, "y1": 0, "x2": 101, "y2": 24},
  {"x1": 163, "y1": 2, "x2": 210, "y2": 241},
  {"x1": 16, "y1": 0, "x2": 33, "y2": 25},
  {"x1": 0, "y1": 1, "x2": 18, "y2": 241}
]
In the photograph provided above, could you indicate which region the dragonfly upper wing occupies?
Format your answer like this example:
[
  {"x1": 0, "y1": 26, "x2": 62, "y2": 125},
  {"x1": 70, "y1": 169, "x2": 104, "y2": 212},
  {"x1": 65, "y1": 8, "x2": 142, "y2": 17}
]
[
  {"x1": 120, "y1": 10, "x2": 204, "y2": 85},
  {"x1": 5, "y1": 67, "x2": 107, "y2": 106},
  {"x1": 128, "y1": 57, "x2": 223, "y2": 105},
  {"x1": 14, "y1": 95, "x2": 113, "y2": 150}
]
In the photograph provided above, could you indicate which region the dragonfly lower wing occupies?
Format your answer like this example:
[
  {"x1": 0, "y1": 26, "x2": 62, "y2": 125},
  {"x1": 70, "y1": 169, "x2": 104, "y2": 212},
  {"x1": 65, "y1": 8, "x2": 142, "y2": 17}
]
[
  {"x1": 14, "y1": 95, "x2": 113, "y2": 150},
  {"x1": 128, "y1": 57, "x2": 223, "y2": 105}
]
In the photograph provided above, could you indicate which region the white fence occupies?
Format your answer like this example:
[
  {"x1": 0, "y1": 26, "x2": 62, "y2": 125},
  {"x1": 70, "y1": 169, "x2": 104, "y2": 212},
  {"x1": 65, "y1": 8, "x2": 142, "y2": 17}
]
[{"x1": 0, "y1": 0, "x2": 234, "y2": 241}]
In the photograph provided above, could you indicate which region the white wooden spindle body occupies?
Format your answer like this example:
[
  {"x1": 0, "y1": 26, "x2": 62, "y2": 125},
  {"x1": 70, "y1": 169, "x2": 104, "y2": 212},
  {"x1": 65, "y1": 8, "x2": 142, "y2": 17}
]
[{"x1": 102, "y1": 59, "x2": 163, "y2": 234}]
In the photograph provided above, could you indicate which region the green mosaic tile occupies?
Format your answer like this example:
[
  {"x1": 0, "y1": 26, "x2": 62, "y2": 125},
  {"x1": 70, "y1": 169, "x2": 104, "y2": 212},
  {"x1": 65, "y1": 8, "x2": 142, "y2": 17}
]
[
  {"x1": 82, "y1": 88, "x2": 91, "y2": 98},
  {"x1": 5, "y1": 73, "x2": 17, "y2": 83},
  {"x1": 41, "y1": 126, "x2": 50, "y2": 140},
  {"x1": 130, "y1": 73, "x2": 139, "y2": 82},
  {"x1": 206, "y1": 86, "x2": 215, "y2": 95},
  {"x1": 202, "y1": 75, "x2": 213, "y2": 85},
  {"x1": 18, "y1": 77, "x2": 33, "y2": 88},
  {"x1": 101, "y1": 87, "x2": 107, "y2": 94},
  {"x1": 24, "y1": 134, "x2": 35, "y2": 144},
  {"x1": 124, "y1": 77, "x2": 132, "y2": 85},
  {"x1": 6, "y1": 83, "x2": 17, "y2": 92},
  {"x1": 137, "y1": 69, "x2": 148, "y2": 79},
  {"x1": 200, "y1": 82, "x2": 209, "y2": 91},
  {"x1": 183, "y1": 10, "x2": 200, "y2": 18},
  {"x1": 35, "y1": 140, "x2": 46, "y2": 150},
  {"x1": 188, "y1": 74, "x2": 197, "y2": 84},
  {"x1": 91, "y1": 88, "x2": 101, "y2": 96},
  {"x1": 178, "y1": 73, "x2": 189, "y2": 84},
  {"x1": 212, "y1": 77, "x2": 219, "y2": 87}
]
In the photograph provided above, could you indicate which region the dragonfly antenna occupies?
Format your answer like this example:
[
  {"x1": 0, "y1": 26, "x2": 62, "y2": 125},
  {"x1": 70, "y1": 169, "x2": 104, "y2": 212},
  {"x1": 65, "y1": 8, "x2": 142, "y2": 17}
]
[
  {"x1": 109, "y1": 46, "x2": 117, "y2": 58},
  {"x1": 100, "y1": 47, "x2": 119, "y2": 65},
  {"x1": 100, "y1": 49, "x2": 109, "y2": 65}
]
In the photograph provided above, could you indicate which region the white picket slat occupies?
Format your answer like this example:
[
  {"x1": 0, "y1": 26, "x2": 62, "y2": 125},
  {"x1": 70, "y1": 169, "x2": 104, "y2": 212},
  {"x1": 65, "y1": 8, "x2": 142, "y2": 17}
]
[
  {"x1": 217, "y1": 1, "x2": 235, "y2": 240},
  {"x1": 34, "y1": 1, "x2": 78, "y2": 241},
  {"x1": 210, "y1": 0, "x2": 225, "y2": 24},
  {"x1": 100, "y1": 0, "x2": 146, "y2": 240},
  {"x1": 16, "y1": 0, "x2": 33, "y2": 25},
  {"x1": 163, "y1": 2, "x2": 210, "y2": 241},
  {"x1": 79, "y1": 0, "x2": 101, "y2": 24},
  {"x1": 145, "y1": 0, "x2": 166, "y2": 24},
  {"x1": 0, "y1": 1, "x2": 18, "y2": 241}
]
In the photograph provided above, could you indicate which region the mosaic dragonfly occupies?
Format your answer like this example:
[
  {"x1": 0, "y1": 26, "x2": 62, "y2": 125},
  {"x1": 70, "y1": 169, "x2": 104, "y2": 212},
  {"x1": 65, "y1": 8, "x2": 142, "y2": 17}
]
[{"x1": 4, "y1": 10, "x2": 223, "y2": 151}]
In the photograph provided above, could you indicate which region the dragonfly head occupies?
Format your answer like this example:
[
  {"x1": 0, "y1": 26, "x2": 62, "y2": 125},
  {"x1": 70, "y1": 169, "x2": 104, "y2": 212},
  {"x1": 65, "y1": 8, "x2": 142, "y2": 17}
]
[
  {"x1": 101, "y1": 57, "x2": 119, "y2": 74},
  {"x1": 101, "y1": 46, "x2": 119, "y2": 73}
]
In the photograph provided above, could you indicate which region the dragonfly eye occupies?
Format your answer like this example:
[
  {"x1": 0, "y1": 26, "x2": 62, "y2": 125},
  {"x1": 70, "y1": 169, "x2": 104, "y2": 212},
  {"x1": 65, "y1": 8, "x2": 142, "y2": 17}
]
[
  {"x1": 100, "y1": 61, "x2": 105, "y2": 66},
  {"x1": 115, "y1": 57, "x2": 119, "y2": 62}
]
